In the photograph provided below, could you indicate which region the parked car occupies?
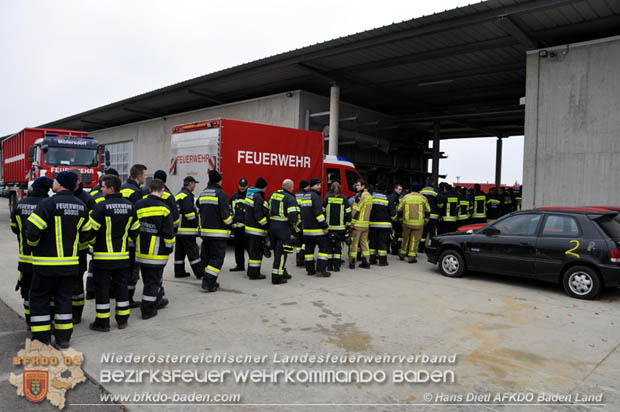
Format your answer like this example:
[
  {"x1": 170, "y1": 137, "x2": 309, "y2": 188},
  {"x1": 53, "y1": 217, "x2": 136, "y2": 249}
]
[{"x1": 426, "y1": 208, "x2": 620, "y2": 299}]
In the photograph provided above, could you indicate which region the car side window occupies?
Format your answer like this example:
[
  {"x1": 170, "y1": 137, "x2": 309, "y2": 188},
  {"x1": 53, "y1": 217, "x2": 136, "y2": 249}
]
[
  {"x1": 492, "y1": 214, "x2": 542, "y2": 236},
  {"x1": 326, "y1": 168, "x2": 341, "y2": 186},
  {"x1": 541, "y1": 215, "x2": 581, "y2": 237}
]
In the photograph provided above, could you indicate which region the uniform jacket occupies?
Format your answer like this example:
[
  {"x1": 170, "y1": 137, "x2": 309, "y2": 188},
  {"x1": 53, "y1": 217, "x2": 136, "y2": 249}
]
[
  {"x1": 244, "y1": 187, "x2": 268, "y2": 237},
  {"x1": 144, "y1": 185, "x2": 180, "y2": 230},
  {"x1": 420, "y1": 186, "x2": 443, "y2": 219},
  {"x1": 175, "y1": 187, "x2": 199, "y2": 236},
  {"x1": 322, "y1": 192, "x2": 351, "y2": 231},
  {"x1": 75, "y1": 184, "x2": 96, "y2": 251},
  {"x1": 301, "y1": 189, "x2": 327, "y2": 235},
  {"x1": 197, "y1": 183, "x2": 232, "y2": 238},
  {"x1": 10, "y1": 189, "x2": 49, "y2": 273},
  {"x1": 230, "y1": 190, "x2": 247, "y2": 229},
  {"x1": 472, "y1": 190, "x2": 488, "y2": 219},
  {"x1": 369, "y1": 192, "x2": 397, "y2": 230},
  {"x1": 120, "y1": 178, "x2": 144, "y2": 205},
  {"x1": 135, "y1": 195, "x2": 175, "y2": 266},
  {"x1": 398, "y1": 192, "x2": 431, "y2": 228},
  {"x1": 268, "y1": 188, "x2": 299, "y2": 227},
  {"x1": 442, "y1": 191, "x2": 460, "y2": 222},
  {"x1": 352, "y1": 190, "x2": 372, "y2": 229}
]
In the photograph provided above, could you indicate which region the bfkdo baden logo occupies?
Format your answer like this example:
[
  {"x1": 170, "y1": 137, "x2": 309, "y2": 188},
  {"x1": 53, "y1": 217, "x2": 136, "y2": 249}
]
[{"x1": 24, "y1": 370, "x2": 49, "y2": 402}]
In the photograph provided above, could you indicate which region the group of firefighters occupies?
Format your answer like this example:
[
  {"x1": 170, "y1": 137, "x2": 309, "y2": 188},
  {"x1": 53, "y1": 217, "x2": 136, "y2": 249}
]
[{"x1": 9, "y1": 163, "x2": 521, "y2": 349}]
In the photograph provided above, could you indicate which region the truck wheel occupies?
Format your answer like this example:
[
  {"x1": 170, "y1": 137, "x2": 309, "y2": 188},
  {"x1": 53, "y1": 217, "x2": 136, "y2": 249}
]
[
  {"x1": 563, "y1": 266, "x2": 601, "y2": 300},
  {"x1": 438, "y1": 249, "x2": 465, "y2": 278}
]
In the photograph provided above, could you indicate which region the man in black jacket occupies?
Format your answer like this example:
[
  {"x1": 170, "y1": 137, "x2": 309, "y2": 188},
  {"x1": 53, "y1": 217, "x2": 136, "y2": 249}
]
[
  {"x1": 295, "y1": 180, "x2": 309, "y2": 267},
  {"x1": 387, "y1": 184, "x2": 403, "y2": 255},
  {"x1": 24, "y1": 171, "x2": 89, "y2": 348},
  {"x1": 244, "y1": 177, "x2": 269, "y2": 280},
  {"x1": 229, "y1": 178, "x2": 248, "y2": 272},
  {"x1": 301, "y1": 178, "x2": 331, "y2": 277},
  {"x1": 86, "y1": 174, "x2": 140, "y2": 331},
  {"x1": 174, "y1": 176, "x2": 203, "y2": 279},
  {"x1": 10, "y1": 176, "x2": 53, "y2": 326},
  {"x1": 267, "y1": 179, "x2": 299, "y2": 285}
]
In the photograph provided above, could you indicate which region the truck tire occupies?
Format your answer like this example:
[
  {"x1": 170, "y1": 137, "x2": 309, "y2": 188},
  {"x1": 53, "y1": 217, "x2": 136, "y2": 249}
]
[
  {"x1": 438, "y1": 249, "x2": 465, "y2": 278},
  {"x1": 563, "y1": 265, "x2": 601, "y2": 300}
]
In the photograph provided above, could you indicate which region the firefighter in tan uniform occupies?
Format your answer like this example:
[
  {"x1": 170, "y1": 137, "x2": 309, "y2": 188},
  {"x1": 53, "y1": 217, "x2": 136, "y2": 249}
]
[
  {"x1": 398, "y1": 184, "x2": 431, "y2": 263},
  {"x1": 349, "y1": 180, "x2": 373, "y2": 269}
]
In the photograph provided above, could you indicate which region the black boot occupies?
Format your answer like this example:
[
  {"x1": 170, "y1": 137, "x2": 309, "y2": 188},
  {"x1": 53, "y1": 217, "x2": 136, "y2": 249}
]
[
  {"x1": 316, "y1": 271, "x2": 332, "y2": 277},
  {"x1": 229, "y1": 266, "x2": 244, "y2": 272},
  {"x1": 369, "y1": 256, "x2": 377, "y2": 265},
  {"x1": 201, "y1": 275, "x2": 219, "y2": 292},
  {"x1": 359, "y1": 260, "x2": 371, "y2": 269},
  {"x1": 89, "y1": 322, "x2": 110, "y2": 332},
  {"x1": 283, "y1": 269, "x2": 292, "y2": 280},
  {"x1": 174, "y1": 272, "x2": 190, "y2": 278},
  {"x1": 272, "y1": 276, "x2": 288, "y2": 285}
]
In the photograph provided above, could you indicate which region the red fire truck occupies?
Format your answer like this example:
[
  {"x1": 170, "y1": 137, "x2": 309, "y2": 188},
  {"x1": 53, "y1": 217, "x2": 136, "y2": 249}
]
[
  {"x1": 168, "y1": 119, "x2": 361, "y2": 197},
  {"x1": 2, "y1": 128, "x2": 109, "y2": 209}
]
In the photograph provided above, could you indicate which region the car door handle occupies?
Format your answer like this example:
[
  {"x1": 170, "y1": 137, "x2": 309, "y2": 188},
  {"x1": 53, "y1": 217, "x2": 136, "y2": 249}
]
[{"x1": 520, "y1": 242, "x2": 530, "y2": 246}]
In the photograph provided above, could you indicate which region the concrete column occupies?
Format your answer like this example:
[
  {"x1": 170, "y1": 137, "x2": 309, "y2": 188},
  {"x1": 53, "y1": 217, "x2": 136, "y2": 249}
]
[
  {"x1": 495, "y1": 135, "x2": 503, "y2": 188},
  {"x1": 432, "y1": 121, "x2": 440, "y2": 183},
  {"x1": 328, "y1": 83, "x2": 340, "y2": 156}
]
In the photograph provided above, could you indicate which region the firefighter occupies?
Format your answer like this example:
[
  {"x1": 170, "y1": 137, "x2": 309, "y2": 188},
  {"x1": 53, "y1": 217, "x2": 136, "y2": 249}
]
[
  {"x1": 295, "y1": 180, "x2": 309, "y2": 267},
  {"x1": 420, "y1": 178, "x2": 442, "y2": 250},
  {"x1": 441, "y1": 185, "x2": 460, "y2": 233},
  {"x1": 86, "y1": 174, "x2": 140, "y2": 331},
  {"x1": 86, "y1": 168, "x2": 119, "y2": 300},
  {"x1": 66, "y1": 168, "x2": 96, "y2": 324},
  {"x1": 457, "y1": 187, "x2": 471, "y2": 228},
  {"x1": 323, "y1": 181, "x2": 351, "y2": 272},
  {"x1": 24, "y1": 171, "x2": 89, "y2": 348},
  {"x1": 301, "y1": 178, "x2": 331, "y2": 277},
  {"x1": 135, "y1": 179, "x2": 175, "y2": 319},
  {"x1": 506, "y1": 188, "x2": 516, "y2": 213},
  {"x1": 398, "y1": 184, "x2": 431, "y2": 263},
  {"x1": 121, "y1": 164, "x2": 147, "y2": 307},
  {"x1": 174, "y1": 176, "x2": 204, "y2": 279},
  {"x1": 387, "y1": 183, "x2": 403, "y2": 255},
  {"x1": 10, "y1": 176, "x2": 53, "y2": 327},
  {"x1": 244, "y1": 177, "x2": 269, "y2": 280},
  {"x1": 497, "y1": 186, "x2": 510, "y2": 216},
  {"x1": 144, "y1": 170, "x2": 180, "y2": 231},
  {"x1": 197, "y1": 170, "x2": 233, "y2": 291},
  {"x1": 267, "y1": 179, "x2": 299, "y2": 284},
  {"x1": 229, "y1": 178, "x2": 249, "y2": 272},
  {"x1": 486, "y1": 187, "x2": 503, "y2": 222},
  {"x1": 369, "y1": 183, "x2": 397, "y2": 266},
  {"x1": 471, "y1": 184, "x2": 487, "y2": 223},
  {"x1": 349, "y1": 180, "x2": 373, "y2": 269},
  {"x1": 515, "y1": 186, "x2": 523, "y2": 211}
]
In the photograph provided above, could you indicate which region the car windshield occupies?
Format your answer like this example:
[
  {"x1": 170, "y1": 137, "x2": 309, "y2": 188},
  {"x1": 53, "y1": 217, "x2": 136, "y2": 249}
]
[
  {"x1": 44, "y1": 147, "x2": 98, "y2": 167},
  {"x1": 596, "y1": 214, "x2": 620, "y2": 241}
]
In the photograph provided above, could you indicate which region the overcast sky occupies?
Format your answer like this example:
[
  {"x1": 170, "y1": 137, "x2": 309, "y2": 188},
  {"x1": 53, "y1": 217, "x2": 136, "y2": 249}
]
[{"x1": 0, "y1": 0, "x2": 523, "y2": 184}]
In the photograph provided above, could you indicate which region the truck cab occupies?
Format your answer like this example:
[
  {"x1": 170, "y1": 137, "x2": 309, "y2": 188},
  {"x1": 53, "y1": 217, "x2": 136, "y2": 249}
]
[{"x1": 323, "y1": 155, "x2": 361, "y2": 199}]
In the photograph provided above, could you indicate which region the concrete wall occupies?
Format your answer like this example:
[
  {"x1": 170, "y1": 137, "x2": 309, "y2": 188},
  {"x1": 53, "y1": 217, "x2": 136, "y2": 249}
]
[
  {"x1": 523, "y1": 35, "x2": 620, "y2": 209},
  {"x1": 92, "y1": 91, "x2": 301, "y2": 173}
]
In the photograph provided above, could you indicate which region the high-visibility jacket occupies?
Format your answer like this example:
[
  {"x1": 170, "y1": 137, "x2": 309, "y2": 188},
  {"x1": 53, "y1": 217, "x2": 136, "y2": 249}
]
[
  {"x1": 502, "y1": 194, "x2": 514, "y2": 214},
  {"x1": 471, "y1": 191, "x2": 487, "y2": 219},
  {"x1": 24, "y1": 189, "x2": 90, "y2": 275},
  {"x1": 369, "y1": 192, "x2": 396, "y2": 230},
  {"x1": 442, "y1": 192, "x2": 460, "y2": 222},
  {"x1": 75, "y1": 184, "x2": 96, "y2": 251},
  {"x1": 268, "y1": 188, "x2": 299, "y2": 225},
  {"x1": 486, "y1": 194, "x2": 503, "y2": 220},
  {"x1": 516, "y1": 194, "x2": 522, "y2": 211},
  {"x1": 352, "y1": 190, "x2": 372, "y2": 229},
  {"x1": 92, "y1": 190, "x2": 105, "y2": 205},
  {"x1": 144, "y1": 185, "x2": 180, "y2": 230},
  {"x1": 90, "y1": 184, "x2": 101, "y2": 198},
  {"x1": 301, "y1": 189, "x2": 328, "y2": 236},
  {"x1": 322, "y1": 192, "x2": 351, "y2": 231},
  {"x1": 175, "y1": 187, "x2": 199, "y2": 237},
  {"x1": 458, "y1": 196, "x2": 471, "y2": 221},
  {"x1": 10, "y1": 189, "x2": 49, "y2": 273},
  {"x1": 230, "y1": 190, "x2": 247, "y2": 229},
  {"x1": 420, "y1": 186, "x2": 443, "y2": 219},
  {"x1": 197, "y1": 183, "x2": 232, "y2": 238},
  {"x1": 244, "y1": 188, "x2": 268, "y2": 237},
  {"x1": 134, "y1": 195, "x2": 175, "y2": 266},
  {"x1": 87, "y1": 193, "x2": 140, "y2": 267},
  {"x1": 120, "y1": 178, "x2": 144, "y2": 205},
  {"x1": 398, "y1": 192, "x2": 430, "y2": 227}
]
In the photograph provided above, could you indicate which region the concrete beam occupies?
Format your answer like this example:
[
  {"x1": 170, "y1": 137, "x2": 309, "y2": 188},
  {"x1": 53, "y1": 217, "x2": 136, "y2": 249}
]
[
  {"x1": 328, "y1": 84, "x2": 340, "y2": 156},
  {"x1": 432, "y1": 122, "x2": 441, "y2": 183},
  {"x1": 495, "y1": 136, "x2": 503, "y2": 188}
]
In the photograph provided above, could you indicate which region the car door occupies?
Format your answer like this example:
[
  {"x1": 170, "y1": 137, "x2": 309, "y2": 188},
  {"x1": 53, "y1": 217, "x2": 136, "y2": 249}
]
[
  {"x1": 467, "y1": 213, "x2": 542, "y2": 277},
  {"x1": 535, "y1": 214, "x2": 583, "y2": 282}
]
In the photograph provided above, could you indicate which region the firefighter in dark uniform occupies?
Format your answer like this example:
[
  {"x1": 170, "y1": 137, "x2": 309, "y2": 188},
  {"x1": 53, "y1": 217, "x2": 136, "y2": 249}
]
[
  {"x1": 229, "y1": 178, "x2": 248, "y2": 272},
  {"x1": 86, "y1": 168, "x2": 119, "y2": 300},
  {"x1": 515, "y1": 186, "x2": 523, "y2": 211},
  {"x1": 174, "y1": 176, "x2": 204, "y2": 279},
  {"x1": 267, "y1": 179, "x2": 299, "y2": 285},
  {"x1": 10, "y1": 176, "x2": 53, "y2": 326},
  {"x1": 135, "y1": 179, "x2": 175, "y2": 319},
  {"x1": 486, "y1": 187, "x2": 503, "y2": 222},
  {"x1": 145, "y1": 170, "x2": 180, "y2": 231},
  {"x1": 369, "y1": 183, "x2": 397, "y2": 266},
  {"x1": 295, "y1": 180, "x2": 309, "y2": 267},
  {"x1": 471, "y1": 184, "x2": 487, "y2": 223},
  {"x1": 244, "y1": 177, "x2": 269, "y2": 279},
  {"x1": 387, "y1": 184, "x2": 403, "y2": 255},
  {"x1": 322, "y1": 181, "x2": 351, "y2": 272},
  {"x1": 24, "y1": 171, "x2": 89, "y2": 348},
  {"x1": 457, "y1": 187, "x2": 471, "y2": 228},
  {"x1": 86, "y1": 174, "x2": 140, "y2": 331},
  {"x1": 67, "y1": 168, "x2": 96, "y2": 324},
  {"x1": 506, "y1": 188, "x2": 516, "y2": 213},
  {"x1": 121, "y1": 164, "x2": 147, "y2": 307},
  {"x1": 441, "y1": 185, "x2": 460, "y2": 233},
  {"x1": 420, "y1": 178, "x2": 442, "y2": 250},
  {"x1": 301, "y1": 178, "x2": 331, "y2": 277},
  {"x1": 197, "y1": 170, "x2": 233, "y2": 291}
]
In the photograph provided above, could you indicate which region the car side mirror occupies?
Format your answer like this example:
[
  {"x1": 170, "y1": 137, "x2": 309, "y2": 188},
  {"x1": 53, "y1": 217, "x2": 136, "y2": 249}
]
[
  {"x1": 482, "y1": 227, "x2": 500, "y2": 236},
  {"x1": 28, "y1": 146, "x2": 35, "y2": 163}
]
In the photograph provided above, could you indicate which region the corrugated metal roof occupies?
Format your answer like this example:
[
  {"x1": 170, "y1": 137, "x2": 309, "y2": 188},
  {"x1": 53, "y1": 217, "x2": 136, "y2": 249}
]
[{"x1": 38, "y1": 0, "x2": 620, "y2": 140}]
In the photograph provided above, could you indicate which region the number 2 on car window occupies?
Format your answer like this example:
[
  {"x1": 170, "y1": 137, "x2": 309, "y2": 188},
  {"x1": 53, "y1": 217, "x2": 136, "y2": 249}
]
[{"x1": 565, "y1": 240, "x2": 580, "y2": 258}]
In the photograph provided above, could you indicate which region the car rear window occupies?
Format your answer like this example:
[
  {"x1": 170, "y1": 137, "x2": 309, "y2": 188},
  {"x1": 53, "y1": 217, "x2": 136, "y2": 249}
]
[{"x1": 596, "y1": 215, "x2": 620, "y2": 240}]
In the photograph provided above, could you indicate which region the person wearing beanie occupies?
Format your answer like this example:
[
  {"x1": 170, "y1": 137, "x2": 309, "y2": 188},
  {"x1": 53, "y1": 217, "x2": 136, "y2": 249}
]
[
  {"x1": 143, "y1": 170, "x2": 180, "y2": 232},
  {"x1": 153, "y1": 170, "x2": 167, "y2": 182},
  {"x1": 244, "y1": 177, "x2": 269, "y2": 280},
  {"x1": 23, "y1": 172, "x2": 89, "y2": 348},
  {"x1": 295, "y1": 180, "x2": 310, "y2": 267},
  {"x1": 301, "y1": 178, "x2": 331, "y2": 277},
  {"x1": 10, "y1": 176, "x2": 53, "y2": 327},
  {"x1": 197, "y1": 170, "x2": 232, "y2": 291},
  {"x1": 228, "y1": 177, "x2": 249, "y2": 272},
  {"x1": 398, "y1": 184, "x2": 430, "y2": 264},
  {"x1": 368, "y1": 182, "x2": 396, "y2": 267}
]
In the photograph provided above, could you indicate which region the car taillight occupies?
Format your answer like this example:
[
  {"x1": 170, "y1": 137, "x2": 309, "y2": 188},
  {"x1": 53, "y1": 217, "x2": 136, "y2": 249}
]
[{"x1": 610, "y1": 249, "x2": 620, "y2": 263}]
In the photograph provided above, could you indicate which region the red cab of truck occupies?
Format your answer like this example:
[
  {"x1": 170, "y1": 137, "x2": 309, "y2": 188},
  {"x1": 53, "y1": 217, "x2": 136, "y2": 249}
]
[
  {"x1": 168, "y1": 118, "x2": 361, "y2": 198},
  {"x1": 2, "y1": 128, "x2": 108, "y2": 207}
]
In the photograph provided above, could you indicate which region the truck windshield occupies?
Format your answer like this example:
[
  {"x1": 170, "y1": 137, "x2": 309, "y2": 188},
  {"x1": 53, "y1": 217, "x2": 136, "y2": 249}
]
[{"x1": 44, "y1": 147, "x2": 98, "y2": 167}]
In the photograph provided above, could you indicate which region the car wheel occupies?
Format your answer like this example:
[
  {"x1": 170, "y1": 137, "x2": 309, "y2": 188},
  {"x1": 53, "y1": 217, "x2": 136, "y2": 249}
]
[
  {"x1": 562, "y1": 266, "x2": 601, "y2": 300},
  {"x1": 438, "y1": 249, "x2": 465, "y2": 278}
]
